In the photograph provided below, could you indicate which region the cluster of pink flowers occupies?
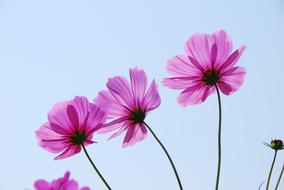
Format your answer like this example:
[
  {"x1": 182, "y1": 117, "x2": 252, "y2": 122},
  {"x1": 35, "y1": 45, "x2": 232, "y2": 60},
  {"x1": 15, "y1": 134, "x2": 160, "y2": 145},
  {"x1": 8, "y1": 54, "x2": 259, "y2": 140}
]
[{"x1": 34, "y1": 30, "x2": 249, "y2": 190}]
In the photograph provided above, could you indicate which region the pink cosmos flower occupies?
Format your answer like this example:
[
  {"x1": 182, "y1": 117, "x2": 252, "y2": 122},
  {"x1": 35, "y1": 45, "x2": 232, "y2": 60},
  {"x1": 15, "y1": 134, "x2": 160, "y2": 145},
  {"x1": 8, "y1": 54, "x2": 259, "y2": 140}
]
[
  {"x1": 34, "y1": 171, "x2": 90, "y2": 190},
  {"x1": 94, "y1": 67, "x2": 161, "y2": 147},
  {"x1": 162, "y1": 30, "x2": 246, "y2": 106},
  {"x1": 36, "y1": 96, "x2": 106, "y2": 160}
]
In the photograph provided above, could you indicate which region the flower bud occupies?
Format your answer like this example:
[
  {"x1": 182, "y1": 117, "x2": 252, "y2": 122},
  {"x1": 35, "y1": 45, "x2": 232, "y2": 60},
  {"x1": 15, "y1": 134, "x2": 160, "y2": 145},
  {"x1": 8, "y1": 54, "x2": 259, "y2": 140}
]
[
  {"x1": 270, "y1": 139, "x2": 284, "y2": 150},
  {"x1": 264, "y1": 139, "x2": 284, "y2": 151}
]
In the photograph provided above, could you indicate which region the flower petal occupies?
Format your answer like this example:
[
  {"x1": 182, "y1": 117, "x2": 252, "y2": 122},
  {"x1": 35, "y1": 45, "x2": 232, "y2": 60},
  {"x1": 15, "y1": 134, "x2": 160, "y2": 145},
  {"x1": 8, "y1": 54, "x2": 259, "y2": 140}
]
[
  {"x1": 50, "y1": 172, "x2": 70, "y2": 189},
  {"x1": 212, "y1": 30, "x2": 233, "y2": 67},
  {"x1": 48, "y1": 101, "x2": 74, "y2": 133},
  {"x1": 107, "y1": 76, "x2": 134, "y2": 109},
  {"x1": 177, "y1": 83, "x2": 213, "y2": 106},
  {"x1": 211, "y1": 43, "x2": 217, "y2": 66},
  {"x1": 67, "y1": 105, "x2": 80, "y2": 130},
  {"x1": 98, "y1": 117, "x2": 128, "y2": 133},
  {"x1": 85, "y1": 104, "x2": 106, "y2": 135},
  {"x1": 123, "y1": 124, "x2": 147, "y2": 147},
  {"x1": 165, "y1": 55, "x2": 200, "y2": 77},
  {"x1": 81, "y1": 187, "x2": 91, "y2": 190},
  {"x1": 218, "y1": 66, "x2": 246, "y2": 95},
  {"x1": 94, "y1": 90, "x2": 128, "y2": 119},
  {"x1": 122, "y1": 125, "x2": 136, "y2": 147},
  {"x1": 34, "y1": 180, "x2": 50, "y2": 190},
  {"x1": 141, "y1": 80, "x2": 161, "y2": 112},
  {"x1": 185, "y1": 33, "x2": 213, "y2": 70},
  {"x1": 219, "y1": 46, "x2": 246, "y2": 71},
  {"x1": 129, "y1": 67, "x2": 148, "y2": 104},
  {"x1": 162, "y1": 76, "x2": 201, "y2": 90},
  {"x1": 49, "y1": 122, "x2": 71, "y2": 135},
  {"x1": 66, "y1": 180, "x2": 79, "y2": 190},
  {"x1": 54, "y1": 145, "x2": 81, "y2": 160},
  {"x1": 68, "y1": 96, "x2": 91, "y2": 131},
  {"x1": 108, "y1": 121, "x2": 129, "y2": 140},
  {"x1": 36, "y1": 123, "x2": 69, "y2": 153}
]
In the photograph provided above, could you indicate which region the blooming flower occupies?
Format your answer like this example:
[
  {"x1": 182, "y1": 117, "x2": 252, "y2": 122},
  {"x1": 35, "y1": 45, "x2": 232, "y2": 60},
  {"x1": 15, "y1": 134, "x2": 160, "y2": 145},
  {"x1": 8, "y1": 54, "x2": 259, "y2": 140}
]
[
  {"x1": 94, "y1": 67, "x2": 161, "y2": 147},
  {"x1": 34, "y1": 171, "x2": 90, "y2": 190},
  {"x1": 162, "y1": 30, "x2": 246, "y2": 106},
  {"x1": 36, "y1": 96, "x2": 106, "y2": 159}
]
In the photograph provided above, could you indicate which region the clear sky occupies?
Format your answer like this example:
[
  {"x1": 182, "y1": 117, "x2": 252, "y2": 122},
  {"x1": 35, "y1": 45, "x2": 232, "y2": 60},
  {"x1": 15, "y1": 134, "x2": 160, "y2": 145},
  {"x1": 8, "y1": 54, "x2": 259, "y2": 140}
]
[{"x1": 0, "y1": 0, "x2": 284, "y2": 189}]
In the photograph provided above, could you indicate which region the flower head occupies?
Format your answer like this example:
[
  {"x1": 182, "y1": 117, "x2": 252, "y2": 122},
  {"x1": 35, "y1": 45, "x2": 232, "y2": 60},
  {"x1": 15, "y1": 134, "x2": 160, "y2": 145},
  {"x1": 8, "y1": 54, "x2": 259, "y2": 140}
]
[
  {"x1": 34, "y1": 171, "x2": 90, "y2": 190},
  {"x1": 162, "y1": 30, "x2": 246, "y2": 106},
  {"x1": 94, "y1": 67, "x2": 161, "y2": 147},
  {"x1": 264, "y1": 139, "x2": 284, "y2": 151},
  {"x1": 36, "y1": 96, "x2": 106, "y2": 160}
]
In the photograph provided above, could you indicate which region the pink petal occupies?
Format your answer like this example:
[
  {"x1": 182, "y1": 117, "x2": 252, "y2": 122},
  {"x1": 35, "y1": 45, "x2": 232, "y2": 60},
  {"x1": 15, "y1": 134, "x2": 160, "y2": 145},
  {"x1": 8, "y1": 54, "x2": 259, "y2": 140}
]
[
  {"x1": 38, "y1": 139, "x2": 69, "y2": 154},
  {"x1": 129, "y1": 67, "x2": 148, "y2": 104},
  {"x1": 50, "y1": 171, "x2": 70, "y2": 189},
  {"x1": 185, "y1": 33, "x2": 214, "y2": 70},
  {"x1": 106, "y1": 76, "x2": 134, "y2": 109},
  {"x1": 162, "y1": 76, "x2": 201, "y2": 90},
  {"x1": 108, "y1": 122, "x2": 129, "y2": 140},
  {"x1": 141, "y1": 80, "x2": 161, "y2": 112},
  {"x1": 187, "y1": 55, "x2": 206, "y2": 72},
  {"x1": 94, "y1": 90, "x2": 128, "y2": 119},
  {"x1": 98, "y1": 117, "x2": 128, "y2": 133},
  {"x1": 36, "y1": 122, "x2": 64, "y2": 140},
  {"x1": 218, "y1": 66, "x2": 246, "y2": 95},
  {"x1": 217, "y1": 81, "x2": 232, "y2": 95},
  {"x1": 219, "y1": 46, "x2": 246, "y2": 71},
  {"x1": 67, "y1": 105, "x2": 80, "y2": 130},
  {"x1": 123, "y1": 124, "x2": 147, "y2": 147},
  {"x1": 34, "y1": 180, "x2": 50, "y2": 190},
  {"x1": 122, "y1": 125, "x2": 136, "y2": 146},
  {"x1": 177, "y1": 83, "x2": 213, "y2": 106},
  {"x1": 49, "y1": 122, "x2": 71, "y2": 135},
  {"x1": 212, "y1": 30, "x2": 233, "y2": 68},
  {"x1": 36, "y1": 123, "x2": 70, "y2": 153},
  {"x1": 211, "y1": 43, "x2": 217, "y2": 67},
  {"x1": 165, "y1": 55, "x2": 200, "y2": 77},
  {"x1": 48, "y1": 101, "x2": 74, "y2": 133},
  {"x1": 54, "y1": 145, "x2": 81, "y2": 160},
  {"x1": 69, "y1": 96, "x2": 91, "y2": 132},
  {"x1": 80, "y1": 187, "x2": 91, "y2": 190},
  {"x1": 66, "y1": 180, "x2": 79, "y2": 190},
  {"x1": 84, "y1": 104, "x2": 106, "y2": 135}
]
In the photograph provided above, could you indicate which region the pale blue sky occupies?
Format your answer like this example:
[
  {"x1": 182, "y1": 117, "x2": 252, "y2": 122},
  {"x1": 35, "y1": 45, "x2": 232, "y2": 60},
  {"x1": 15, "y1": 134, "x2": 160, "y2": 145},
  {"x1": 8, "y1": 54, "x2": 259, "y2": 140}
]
[{"x1": 0, "y1": 0, "x2": 284, "y2": 189}]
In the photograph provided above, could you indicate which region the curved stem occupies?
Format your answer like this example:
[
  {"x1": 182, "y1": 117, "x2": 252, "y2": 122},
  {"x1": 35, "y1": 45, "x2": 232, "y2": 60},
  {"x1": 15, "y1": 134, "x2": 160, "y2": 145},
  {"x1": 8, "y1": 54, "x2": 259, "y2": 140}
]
[
  {"x1": 81, "y1": 143, "x2": 112, "y2": 190},
  {"x1": 143, "y1": 122, "x2": 183, "y2": 190},
  {"x1": 266, "y1": 150, "x2": 277, "y2": 190},
  {"x1": 275, "y1": 162, "x2": 283, "y2": 189},
  {"x1": 258, "y1": 180, "x2": 265, "y2": 190},
  {"x1": 215, "y1": 85, "x2": 222, "y2": 190}
]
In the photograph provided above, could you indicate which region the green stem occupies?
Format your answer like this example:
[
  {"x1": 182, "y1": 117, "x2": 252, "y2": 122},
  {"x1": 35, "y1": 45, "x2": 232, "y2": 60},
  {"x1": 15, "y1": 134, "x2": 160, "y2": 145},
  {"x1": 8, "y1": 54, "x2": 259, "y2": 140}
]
[
  {"x1": 266, "y1": 150, "x2": 277, "y2": 190},
  {"x1": 81, "y1": 143, "x2": 112, "y2": 190},
  {"x1": 143, "y1": 122, "x2": 183, "y2": 190},
  {"x1": 275, "y1": 163, "x2": 284, "y2": 190},
  {"x1": 215, "y1": 85, "x2": 222, "y2": 190}
]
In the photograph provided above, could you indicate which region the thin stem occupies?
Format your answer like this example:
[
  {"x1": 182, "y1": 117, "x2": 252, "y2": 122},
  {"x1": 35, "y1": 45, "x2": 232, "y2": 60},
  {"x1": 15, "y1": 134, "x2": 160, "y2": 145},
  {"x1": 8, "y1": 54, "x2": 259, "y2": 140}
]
[
  {"x1": 215, "y1": 85, "x2": 222, "y2": 190},
  {"x1": 258, "y1": 180, "x2": 265, "y2": 190},
  {"x1": 143, "y1": 122, "x2": 183, "y2": 190},
  {"x1": 81, "y1": 143, "x2": 112, "y2": 190},
  {"x1": 266, "y1": 150, "x2": 278, "y2": 190},
  {"x1": 275, "y1": 162, "x2": 284, "y2": 189}
]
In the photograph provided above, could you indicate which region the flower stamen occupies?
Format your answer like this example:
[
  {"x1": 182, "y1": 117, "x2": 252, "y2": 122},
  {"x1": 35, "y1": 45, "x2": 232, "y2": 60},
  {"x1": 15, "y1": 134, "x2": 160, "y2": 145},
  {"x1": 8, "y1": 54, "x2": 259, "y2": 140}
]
[
  {"x1": 203, "y1": 70, "x2": 219, "y2": 86},
  {"x1": 71, "y1": 131, "x2": 87, "y2": 145},
  {"x1": 130, "y1": 107, "x2": 146, "y2": 124}
]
